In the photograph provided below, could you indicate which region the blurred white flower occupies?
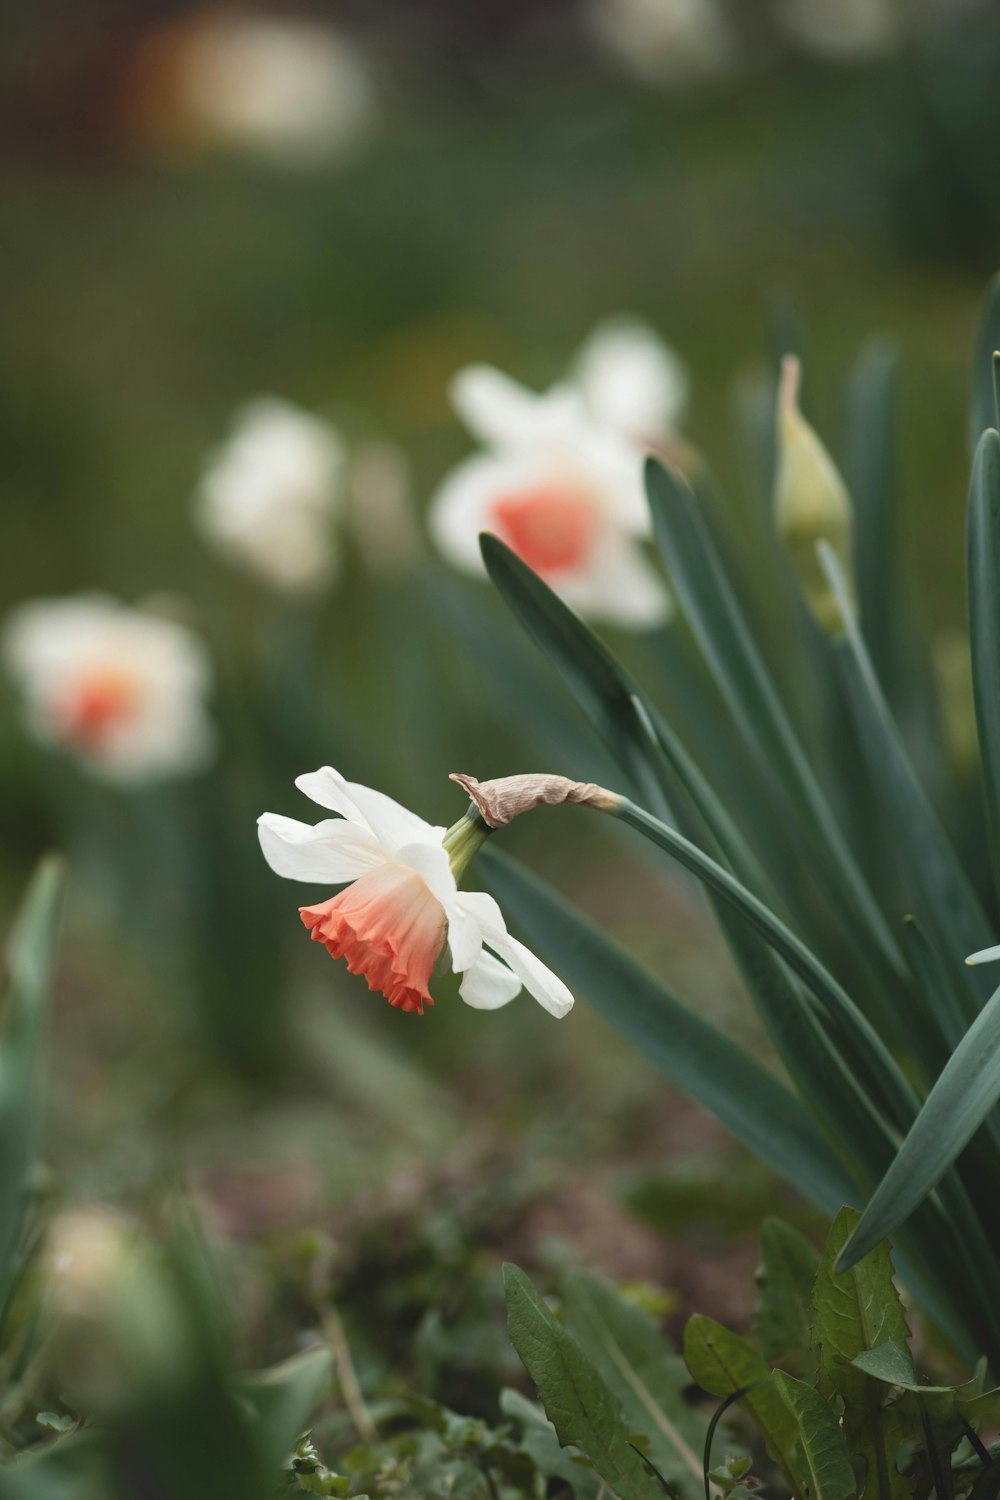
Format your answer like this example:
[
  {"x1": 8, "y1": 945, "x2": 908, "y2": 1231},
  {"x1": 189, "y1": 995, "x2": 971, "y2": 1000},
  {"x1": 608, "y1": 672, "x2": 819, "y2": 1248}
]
[
  {"x1": 573, "y1": 317, "x2": 690, "y2": 445},
  {"x1": 129, "y1": 11, "x2": 376, "y2": 168},
  {"x1": 194, "y1": 397, "x2": 345, "y2": 594},
  {"x1": 430, "y1": 365, "x2": 671, "y2": 629},
  {"x1": 585, "y1": 0, "x2": 734, "y2": 86},
  {"x1": 3, "y1": 595, "x2": 215, "y2": 784},
  {"x1": 777, "y1": 0, "x2": 900, "y2": 59}
]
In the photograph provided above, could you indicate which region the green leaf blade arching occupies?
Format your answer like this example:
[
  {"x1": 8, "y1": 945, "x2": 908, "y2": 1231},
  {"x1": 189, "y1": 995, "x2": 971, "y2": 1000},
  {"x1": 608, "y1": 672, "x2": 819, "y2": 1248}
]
[
  {"x1": 503, "y1": 1263, "x2": 667, "y2": 1500},
  {"x1": 480, "y1": 849, "x2": 853, "y2": 1217},
  {"x1": 837, "y1": 982, "x2": 1000, "y2": 1272},
  {"x1": 755, "y1": 1217, "x2": 820, "y2": 1367},
  {"x1": 771, "y1": 1371, "x2": 856, "y2": 1500},
  {"x1": 561, "y1": 1270, "x2": 707, "y2": 1495},
  {"x1": 0, "y1": 857, "x2": 66, "y2": 1308},
  {"x1": 967, "y1": 428, "x2": 1000, "y2": 901},
  {"x1": 813, "y1": 1208, "x2": 913, "y2": 1500},
  {"x1": 239, "y1": 1345, "x2": 333, "y2": 1475}
]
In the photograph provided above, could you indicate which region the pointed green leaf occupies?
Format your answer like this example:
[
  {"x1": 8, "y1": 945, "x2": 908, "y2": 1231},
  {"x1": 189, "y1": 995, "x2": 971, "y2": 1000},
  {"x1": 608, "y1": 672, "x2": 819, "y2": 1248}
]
[
  {"x1": 503, "y1": 1263, "x2": 667, "y2": 1500},
  {"x1": 846, "y1": 337, "x2": 899, "y2": 685},
  {"x1": 755, "y1": 1218, "x2": 820, "y2": 1365},
  {"x1": 837, "y1": 981, "x2": 1000, "y2": 1272},
  {"x1": 682, "y1": 1315, "x2": 799, "y2": 1484},
  {"x1": 561, "y1": 1271, "x2": 707, "y2": 1496},
  {"x1": 479, "y1": 849, "x2": 853, "y2": 1216},
  {"x1": 771, "y1": 1371, "x2": 856, "y2": 1500}
]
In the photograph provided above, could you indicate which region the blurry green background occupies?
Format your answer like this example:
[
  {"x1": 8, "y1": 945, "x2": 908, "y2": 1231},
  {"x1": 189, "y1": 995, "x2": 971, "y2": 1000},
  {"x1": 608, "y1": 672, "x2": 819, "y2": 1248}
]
[{"x1": 4, "y1": 0, "x2": 1000, "y2": 1359}]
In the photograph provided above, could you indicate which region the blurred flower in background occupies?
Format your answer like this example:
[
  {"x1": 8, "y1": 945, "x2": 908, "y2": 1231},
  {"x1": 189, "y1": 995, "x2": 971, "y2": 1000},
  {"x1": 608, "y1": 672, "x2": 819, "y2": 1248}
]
[
  {"x1": 585, "y1": 0, "x2": 735, "y2": 87},
  {"x1": 573, "y1": 316, "x2": 692, "y2": 461},
  {"x1": 2, "y1": 594, "x2": 215, "y2": 783},
  {"x1": 777, "y1": 0, "x2": 899, "y2": 60},
  {"x1": 125, "y1": 8, "x2": 376, "y2": 168},
  {"x1": 429, "y1": 338, "x2": 674, "y2": 629},
  {"x1": 194, "y1": 397, "x2": 345, "y2": 594}
]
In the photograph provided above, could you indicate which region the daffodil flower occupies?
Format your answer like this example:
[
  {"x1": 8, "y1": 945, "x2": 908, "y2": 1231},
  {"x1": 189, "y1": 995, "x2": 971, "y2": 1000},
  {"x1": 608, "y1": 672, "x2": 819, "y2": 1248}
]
[
  {"x1": 258, "y1": 767, "x2": 576, "y2": 1017},
  {"x1": 429, "y1": 364, "x2": 671, "y2": 629},
  {"x1": 2, "y1": 594, "x2": 214, "y2": 783}
]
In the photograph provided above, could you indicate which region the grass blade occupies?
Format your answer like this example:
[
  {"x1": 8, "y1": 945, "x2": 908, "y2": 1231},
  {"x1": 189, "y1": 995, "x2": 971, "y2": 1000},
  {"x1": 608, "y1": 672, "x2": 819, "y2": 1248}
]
[{"x1": 967, "y1": 429, "x2": 1000, "y2": 902}]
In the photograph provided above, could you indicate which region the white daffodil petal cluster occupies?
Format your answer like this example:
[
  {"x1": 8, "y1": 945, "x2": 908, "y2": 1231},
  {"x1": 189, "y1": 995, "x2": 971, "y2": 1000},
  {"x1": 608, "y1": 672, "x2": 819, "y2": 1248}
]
[
  {"x1": 194, "y1": 397, "x2": 345, "y2": 594},
  {"x1": 258, "y1": 766, "x2": 574, "y2": 1018},
  {"x1": 430, "y1": 319, "x2": 687, "y2": 630},
  {"x1": 3, "y1": 594, "x2": 214, "y2": 783}
]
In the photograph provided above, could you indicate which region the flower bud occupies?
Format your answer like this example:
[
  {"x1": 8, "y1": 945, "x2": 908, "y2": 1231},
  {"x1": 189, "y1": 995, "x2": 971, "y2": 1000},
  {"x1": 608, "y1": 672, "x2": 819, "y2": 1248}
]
[
  {"x1": 774, "y1": 356, "x2": 855, "y2": 634},
  {"x1": 448, "y1": 772, "x2": 620, "y2": 830}
]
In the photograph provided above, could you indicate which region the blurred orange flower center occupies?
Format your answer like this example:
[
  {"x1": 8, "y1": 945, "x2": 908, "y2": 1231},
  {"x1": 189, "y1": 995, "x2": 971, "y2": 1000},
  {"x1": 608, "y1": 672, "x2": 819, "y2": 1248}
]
[
  {"x1": 491, "y1": 485, "x2": 598, "y2": 574},
  {"x1": 60, "y1": 667, "x2": 143, "y2": 747}
]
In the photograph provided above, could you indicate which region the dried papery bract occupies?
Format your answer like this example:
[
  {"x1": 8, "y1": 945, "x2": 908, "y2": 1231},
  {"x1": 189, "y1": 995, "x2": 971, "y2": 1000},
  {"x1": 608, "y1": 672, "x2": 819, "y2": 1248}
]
[
  {"x1": 448, "y1": 772, "x2": 620, "y2": 830},
  {"x1": 774, "y1": 354, "x2": 855, "y2": 634}
]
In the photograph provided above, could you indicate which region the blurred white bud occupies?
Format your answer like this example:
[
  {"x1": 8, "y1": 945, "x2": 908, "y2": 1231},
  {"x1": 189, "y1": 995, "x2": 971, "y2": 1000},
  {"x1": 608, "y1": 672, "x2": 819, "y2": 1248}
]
[
  {"x1": 3, "y1": 594, "x2": 215, "y2": 784},
  {"x1": 585, "y1": 0, "x2": 735, "y2": 87},
  {"x1": 774, "y1": 356, "x2": 855, "y2": 634},
  {"x1": 777, "y1": 0, "x2": 900, "y2": 60},
  {"x1": 127, "y1": 10, "x2": 376, "y2": 168},
  {"x1": 194, "y1": 397, "x2": 345, "y2": 595}
]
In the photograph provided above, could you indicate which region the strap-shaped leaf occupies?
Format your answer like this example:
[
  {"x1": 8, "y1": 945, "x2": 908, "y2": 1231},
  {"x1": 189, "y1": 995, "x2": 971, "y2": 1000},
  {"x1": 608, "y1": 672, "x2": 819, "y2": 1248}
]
[
  {"x1": 837, "y1": 979, "x2": 1000, "y2": 1273},
  {"x1": 967, "y1": 429, "x2": 1000, "y2": 902},
  {"x1": 646, "y1": 456, "x2": 904, "y2": 980},
  {"x1": 818, "y1": 541, "x2": 994, "y2": 1020},
  {"x1": 845, "y1": 337, "x2": 899, "y2": 685},
  {"x1": 972, "y1": 272, "x2": 1000, "y2": 449},
  {"x1": 478, "y1": 849, "x2": 852, "y2": 1215}
]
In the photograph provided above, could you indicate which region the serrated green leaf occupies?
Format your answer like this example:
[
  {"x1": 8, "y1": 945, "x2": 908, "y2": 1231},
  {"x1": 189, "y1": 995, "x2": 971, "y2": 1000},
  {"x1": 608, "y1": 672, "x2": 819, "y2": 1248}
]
[
  {"x1": 503, "y1": 1263, "x2": 667, "y2": 1500},
  {"x1": 499, "y1": 1389, "x2": 601, "y2": 1499},
  {"x1": 561, "y1": 1271, "x2": 706, "y2": 1497},
  {"x1": 755, "y1": 1218, "x2": 820, "y2": 1366},
  {"x1": 813, "y1": 1208, "x2": 914, "y2": 1499},
  {"x1": 772, "y1": 1371, "x2": 856, "y2": 1500},
  {"x1": 479, "y1": 849, "x2": 852, "y2": 1216},
  {"x1": 682, "y1": 1314, "x2": 799, "y2": 1485}
]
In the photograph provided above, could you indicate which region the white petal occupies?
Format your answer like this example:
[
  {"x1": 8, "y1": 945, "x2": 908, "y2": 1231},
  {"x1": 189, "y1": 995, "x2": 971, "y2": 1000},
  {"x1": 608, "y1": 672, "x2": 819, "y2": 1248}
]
[
  {"x1": 574, "y1": 318, "x2": 689, "y2": 437},
  {"x1": 561, "y1": 537, "x2": 672, "y2": 630},
  {"x1": 450, "y1": 366, "x2": 582, "y2": 449},
  {"x1": 443, "y1": 889, "x2": 493, "y2": 972},
  {"x1": 257, "y1": 812, "x2": 386, "y2": 883},
  {"x1": 483, "y1": 926, "x2": 574, "y2": 1018},
  {"x1": 294, "y1": 766, "x2": 437, "y2": 850},
  {"x1": 966, "y1": 945, "x2": 1000, "y2": 966},
  {"x1": 394, "y1": 840, "x2": 457, "y2": 907},
  {"x1": 459, "y1": 950, "x2": 522, "y2": 1010}
]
